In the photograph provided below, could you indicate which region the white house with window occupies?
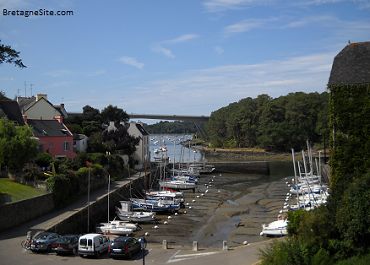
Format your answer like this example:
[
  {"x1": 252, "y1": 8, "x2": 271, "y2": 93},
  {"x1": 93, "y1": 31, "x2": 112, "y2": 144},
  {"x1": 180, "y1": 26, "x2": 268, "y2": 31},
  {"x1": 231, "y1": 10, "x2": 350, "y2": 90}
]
[{"x1": 127, "y1": 122, "x2": 150, "y2": 170}]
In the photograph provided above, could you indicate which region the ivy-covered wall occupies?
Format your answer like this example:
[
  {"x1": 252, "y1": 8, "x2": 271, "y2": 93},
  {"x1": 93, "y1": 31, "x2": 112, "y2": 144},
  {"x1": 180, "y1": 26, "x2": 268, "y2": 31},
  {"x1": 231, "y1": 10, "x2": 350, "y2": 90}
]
[{"x1": 329, "y1": 83, "x2": 370, "y2": 203}]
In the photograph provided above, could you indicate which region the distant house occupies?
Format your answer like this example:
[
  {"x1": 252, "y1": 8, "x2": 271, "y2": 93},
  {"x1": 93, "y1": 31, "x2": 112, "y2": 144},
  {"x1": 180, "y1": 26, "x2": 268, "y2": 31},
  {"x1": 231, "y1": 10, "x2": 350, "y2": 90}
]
[
  {"x1": 17, "y1": 93, "x2": 76, "y2": 158},
  {"x1": 0, "y1": 100, "x2": 25, "y2": 125},
  {"x1": 17, "y1": 94, "x2": 63, "y2": 120},
  {"x1": 27, "y1": 119, "x2": 76, "y2": 159},
  {"x1": 73, "y1": 133, "x2": 88, "y2": 152},
  {"x1": 127, "y1": 122, "x2": 150, "y2": 170}
]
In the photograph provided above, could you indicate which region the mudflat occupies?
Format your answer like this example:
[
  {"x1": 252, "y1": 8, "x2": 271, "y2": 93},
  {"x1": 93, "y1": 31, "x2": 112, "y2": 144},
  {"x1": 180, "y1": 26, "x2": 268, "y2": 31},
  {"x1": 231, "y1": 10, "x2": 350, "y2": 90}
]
[{"x1": 136, "y1": 163, "x2": 291, "y2": 249}]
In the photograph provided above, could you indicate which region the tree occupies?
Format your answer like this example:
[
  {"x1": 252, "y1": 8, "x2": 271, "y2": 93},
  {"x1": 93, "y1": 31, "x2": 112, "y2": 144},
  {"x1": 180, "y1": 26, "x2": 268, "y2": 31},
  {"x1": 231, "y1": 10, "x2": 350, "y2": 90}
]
[
  {"x1": 0, "y1": 40, "x2": 26, "y2": 68},
  {"x1": 0, "y1": 119, "x2": 38, "y2": 172},
  {"x1": 101, "y1": 105, "x2": 129, "y2": 124},
  {"x1": 82, "y1": 105, "x2": 101, "y2": 121},
  {"x1": 0, "y1": 91, "x2": 10, "y2": 100},
  {"x1": 102, "y1": 123, "x2": 139, "y2": 155}
]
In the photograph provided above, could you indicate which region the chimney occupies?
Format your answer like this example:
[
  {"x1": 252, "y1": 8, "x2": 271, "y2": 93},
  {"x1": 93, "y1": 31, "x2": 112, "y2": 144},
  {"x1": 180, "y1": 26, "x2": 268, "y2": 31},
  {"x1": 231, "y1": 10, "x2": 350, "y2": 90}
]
[
  {"x1": 36, "y1": 93, "x2": 47, "y2": 101},
  {"x1": 54, "y1": 115, "x2": 63, "y2": 124}
]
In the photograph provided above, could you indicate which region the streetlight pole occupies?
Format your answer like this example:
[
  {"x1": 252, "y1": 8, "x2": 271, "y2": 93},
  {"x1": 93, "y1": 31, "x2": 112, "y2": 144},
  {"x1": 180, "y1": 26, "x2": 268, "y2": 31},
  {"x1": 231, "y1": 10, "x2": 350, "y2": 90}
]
[
  {"x1": 140, "y1": 236, "x2": 147, "y2": 265},
  {"x1": 87, "y1": 164, "x2": 91, "y2": 233},
  {"x1": 106, "y1": 151, "x2": 111, "y2": 223}
]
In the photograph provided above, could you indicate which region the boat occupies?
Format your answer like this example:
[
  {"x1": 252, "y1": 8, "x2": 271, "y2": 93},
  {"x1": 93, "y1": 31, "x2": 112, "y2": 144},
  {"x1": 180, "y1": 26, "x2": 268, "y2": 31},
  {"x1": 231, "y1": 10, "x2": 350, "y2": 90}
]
[
  {"x1": 130, "y1": 198, "x2": 181, "y2": 213},
  {"x1": 260, "y1": 218, "x2": 288, "y2": 237},
  {"x1": 115, "y1": 208, "x2": 156, "y2": 222},
  {"x1": 96, "y1": 220, "x2": 138, "y2": 235},
  {"x1": 159, "y1": 179, "x2": 196, "y2": 191},
  {"x1": 145, "y1": 190, "x2": 185, "y2": 208},
  {"x1": 189, "y1": 163, "x2": 215, "y2": 174},
  {"x1": 115, "y1": 201, "x2": 156, "y2": 222},
  {"x1": 172, "y1": 174, "x2": 198, "y2": 183}
]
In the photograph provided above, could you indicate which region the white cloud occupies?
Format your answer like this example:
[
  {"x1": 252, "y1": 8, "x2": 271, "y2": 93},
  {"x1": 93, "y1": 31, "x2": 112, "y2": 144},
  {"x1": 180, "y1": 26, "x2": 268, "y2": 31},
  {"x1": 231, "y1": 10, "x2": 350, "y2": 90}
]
[
  {"x1": 118, "y1": 56, "x2": 144, "y2": 69},
  {"x1": 163, "y1": 34, "x2": 199, "y2": 44},
  {"x1": 152, "y1": 33, "x2": 199, "y2": 59},
  {"x1": 224, "y1": 19, "x2": 264, "y2": 34},
  {"x1": 214, "y1": 46, "x2": 224, "y2": 55},
  {"x1": 152, "y1": 45, "x2": 175, "y2": 58},
  {"x1": 203, "y1": 0, "x2": 268, "y2": 12},
  {"x1": 203, "y1": 0, "x2": 370, "y2": 12},
  {"x1": 283, "y1": 15, "x2": 335, "y2": 28},
  {"x1": 120, "y1": 51, "x2": 335, "y2": 115}
]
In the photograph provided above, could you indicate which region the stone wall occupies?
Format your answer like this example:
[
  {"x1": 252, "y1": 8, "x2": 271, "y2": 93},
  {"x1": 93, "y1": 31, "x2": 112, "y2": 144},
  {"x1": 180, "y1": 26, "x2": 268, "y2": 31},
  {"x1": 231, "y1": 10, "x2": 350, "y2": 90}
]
[
  {"x1": 0, "y1": 193, "x2": 54, "y2": 232},
  {"x1": 46, "y1": 176, "x2": 145, "y2": 235},
  {"x1": 212, "y1": 161, "x2": 270, "y2": 174}
]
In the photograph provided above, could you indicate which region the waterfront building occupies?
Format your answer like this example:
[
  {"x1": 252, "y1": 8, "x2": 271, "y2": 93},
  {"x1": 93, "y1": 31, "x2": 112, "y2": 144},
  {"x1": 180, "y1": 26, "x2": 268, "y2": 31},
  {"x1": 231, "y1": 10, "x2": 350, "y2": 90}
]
[{"x1": 127, "y1": 122, "x2": 150, "y2": 170}]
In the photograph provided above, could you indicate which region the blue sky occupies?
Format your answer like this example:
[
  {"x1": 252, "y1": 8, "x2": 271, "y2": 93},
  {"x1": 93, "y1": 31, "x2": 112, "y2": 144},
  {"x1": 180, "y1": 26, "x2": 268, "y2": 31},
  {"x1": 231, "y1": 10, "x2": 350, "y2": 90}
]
[{"x1": 1, "y1": 0, "x2": 370, "y2": 117}]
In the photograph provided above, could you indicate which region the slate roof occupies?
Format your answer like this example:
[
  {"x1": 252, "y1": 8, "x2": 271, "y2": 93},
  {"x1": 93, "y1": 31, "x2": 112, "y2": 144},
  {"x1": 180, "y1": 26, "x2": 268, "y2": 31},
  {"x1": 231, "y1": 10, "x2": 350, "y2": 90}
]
[
  {"x1": 17, "y1": 96, "x2": 36, "y2": 112},
  {"x1": 136, "y1": 123, "x2": 149, "y2": 136},
  {"x1": 0, "y1": 100, "x2": 25, "y2": 125},
  {"x1": 328, "y1": 42, "x2": 370, "y2": 85},
  {"x1": 54, "y1": 104, "x2": 68, "y2": 118},
  {"x1": 27, "y1": 119, "x2": 72, "y2": 137},
  {"x1": 17, "y1": 96, "x2": 63, "y2": 116}
]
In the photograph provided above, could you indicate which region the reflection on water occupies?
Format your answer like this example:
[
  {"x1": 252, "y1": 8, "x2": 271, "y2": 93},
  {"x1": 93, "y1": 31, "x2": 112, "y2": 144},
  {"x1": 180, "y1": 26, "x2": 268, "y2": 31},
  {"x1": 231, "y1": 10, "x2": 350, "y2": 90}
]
[{"x1": 149, "y1": 134, "x2": 203, "y2": 162}]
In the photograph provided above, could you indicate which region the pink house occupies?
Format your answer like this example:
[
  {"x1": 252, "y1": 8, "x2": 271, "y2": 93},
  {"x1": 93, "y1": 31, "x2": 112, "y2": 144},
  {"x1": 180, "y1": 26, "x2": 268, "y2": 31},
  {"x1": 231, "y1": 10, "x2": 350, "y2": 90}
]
[{"x1": 26, "y1": 117, "x2": 76, "y2": 159}]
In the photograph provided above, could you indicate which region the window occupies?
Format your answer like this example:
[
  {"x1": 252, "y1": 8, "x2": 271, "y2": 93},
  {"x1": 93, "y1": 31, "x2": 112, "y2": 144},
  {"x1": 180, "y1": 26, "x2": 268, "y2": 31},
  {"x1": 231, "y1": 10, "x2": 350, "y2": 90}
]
[
  {"x1": 80, "y1": 239, "x2": 87, "y2": 247},
  {"x1": 63, "y1": 141, "x2": 70, "y2": 151}
]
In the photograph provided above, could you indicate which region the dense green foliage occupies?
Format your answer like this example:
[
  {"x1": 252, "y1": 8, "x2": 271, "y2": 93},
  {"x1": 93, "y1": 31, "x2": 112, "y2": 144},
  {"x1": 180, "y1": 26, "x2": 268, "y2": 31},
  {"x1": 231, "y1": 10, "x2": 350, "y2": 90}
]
[
  {"x1": 206, "y1": 92, "x2": 328, "y2": 151},
  {"x1": 260, "y1": 84, "x2": 370, "y2": 264},
  {"x1": 0, "y1": 118, "x2": 38, "y2": 172},
  {"x1": 46, "y1": 163, "x2": 107, "y2": 207},
  {"x1": 65, "y1": 104, "x2": 138, "y2": 155},
  {"x1": 43, "y1": 151, "x2": 131, "y2": 207},
  {"x1": 144, "y1": 121, "x2": 197, "y2": 134}
]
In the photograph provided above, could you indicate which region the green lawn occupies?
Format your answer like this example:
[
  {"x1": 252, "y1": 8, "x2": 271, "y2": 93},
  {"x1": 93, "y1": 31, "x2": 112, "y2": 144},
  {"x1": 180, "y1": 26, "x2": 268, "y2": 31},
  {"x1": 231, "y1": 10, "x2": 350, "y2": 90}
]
[{"x1": 0, "y1": 178, "x2": 46, "y2": 203}]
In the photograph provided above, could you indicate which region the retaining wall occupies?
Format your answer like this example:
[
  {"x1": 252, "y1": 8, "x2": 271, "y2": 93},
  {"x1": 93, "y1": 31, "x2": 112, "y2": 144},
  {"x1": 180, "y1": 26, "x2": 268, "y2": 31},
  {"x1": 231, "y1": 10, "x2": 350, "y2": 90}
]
[
  {"x1": 46, "y1": 176, "x2": 146, "y2": 235},
  {"x1": 0, "y1": 193, "x2": 54, "y2": 233},
  {"x1": 212, "y1": 161, "x2": 270, "y2": 174}
]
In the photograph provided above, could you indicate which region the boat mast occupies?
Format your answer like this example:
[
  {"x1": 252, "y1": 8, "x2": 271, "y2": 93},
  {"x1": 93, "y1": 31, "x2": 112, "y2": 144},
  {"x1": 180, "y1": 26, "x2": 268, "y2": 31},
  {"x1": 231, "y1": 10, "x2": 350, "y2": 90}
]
[{"x1": 291, "y1": 148, "x2": 299, "y2": 208}]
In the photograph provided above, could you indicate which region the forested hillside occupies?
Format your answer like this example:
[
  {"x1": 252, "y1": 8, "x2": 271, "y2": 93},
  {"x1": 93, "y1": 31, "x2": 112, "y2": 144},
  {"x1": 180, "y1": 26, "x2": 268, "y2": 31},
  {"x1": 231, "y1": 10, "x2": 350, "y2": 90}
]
[
  {"x1": 206, "y1": 92, "x2": 328, "y2": 151},
  {"x1": 144, "y1": 121, "x2": 197, "y2": 134}
]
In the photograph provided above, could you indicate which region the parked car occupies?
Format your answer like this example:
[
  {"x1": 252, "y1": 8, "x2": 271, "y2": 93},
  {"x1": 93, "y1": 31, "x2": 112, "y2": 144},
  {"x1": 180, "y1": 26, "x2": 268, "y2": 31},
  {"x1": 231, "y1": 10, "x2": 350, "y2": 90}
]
[
  {"x1": 108, "y1": 236, "x2": 141, "y2": 259},
  {"x1": 78, "y1": 233, "x2": 109, "y2": 258},
  {"x1": 53, "y1": 234, "x2": 80, "y2": 255},
  {"x1": 30, "y1": 232, "x2": 60, "y2": 252}
]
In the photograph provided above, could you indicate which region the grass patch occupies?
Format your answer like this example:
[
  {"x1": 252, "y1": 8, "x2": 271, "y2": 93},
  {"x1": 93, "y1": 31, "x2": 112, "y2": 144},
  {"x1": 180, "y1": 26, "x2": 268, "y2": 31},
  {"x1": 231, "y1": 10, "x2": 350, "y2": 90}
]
[{"x1": 0, "y1": 178, "x2": 46, "y2": 203}]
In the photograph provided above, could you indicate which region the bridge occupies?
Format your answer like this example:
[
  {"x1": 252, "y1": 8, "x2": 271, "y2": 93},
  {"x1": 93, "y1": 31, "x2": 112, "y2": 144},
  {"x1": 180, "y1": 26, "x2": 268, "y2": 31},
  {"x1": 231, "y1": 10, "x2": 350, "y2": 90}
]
[{"x1": 129, "y1": 113, "x2": 210, "y2": 122}]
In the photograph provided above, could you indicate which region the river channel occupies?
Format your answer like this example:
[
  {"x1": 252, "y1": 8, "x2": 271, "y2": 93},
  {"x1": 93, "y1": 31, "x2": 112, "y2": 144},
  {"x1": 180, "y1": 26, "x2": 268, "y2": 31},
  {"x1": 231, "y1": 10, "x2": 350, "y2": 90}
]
[
  {"x1": 149, "y1": 134, "x2": 203, "y2": 162},
  {"x1": 136, "y1": 159, "x2": 293, "y2": 249}
]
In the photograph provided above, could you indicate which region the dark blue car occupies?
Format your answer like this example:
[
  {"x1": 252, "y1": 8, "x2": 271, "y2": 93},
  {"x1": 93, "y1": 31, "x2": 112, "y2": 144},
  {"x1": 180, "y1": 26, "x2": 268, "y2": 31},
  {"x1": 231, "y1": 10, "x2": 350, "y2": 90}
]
[{"x1": 108, "y1": 236, "x2": 141, "y2": 259}]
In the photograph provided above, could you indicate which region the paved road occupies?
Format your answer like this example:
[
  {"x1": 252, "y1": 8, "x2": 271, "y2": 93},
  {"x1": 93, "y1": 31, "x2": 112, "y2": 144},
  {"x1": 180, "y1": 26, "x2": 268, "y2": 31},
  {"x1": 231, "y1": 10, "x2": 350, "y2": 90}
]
[{"x1": 0, "y1": 237, "x2": 273, "y2": 265}]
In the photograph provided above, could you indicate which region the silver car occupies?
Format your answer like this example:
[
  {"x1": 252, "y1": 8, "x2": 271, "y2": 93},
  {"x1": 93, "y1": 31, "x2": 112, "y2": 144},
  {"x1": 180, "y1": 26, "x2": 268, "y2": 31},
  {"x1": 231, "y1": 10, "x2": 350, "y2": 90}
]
[{"x1": 30, "y1": 232, "x2": 60, "y2": 252}]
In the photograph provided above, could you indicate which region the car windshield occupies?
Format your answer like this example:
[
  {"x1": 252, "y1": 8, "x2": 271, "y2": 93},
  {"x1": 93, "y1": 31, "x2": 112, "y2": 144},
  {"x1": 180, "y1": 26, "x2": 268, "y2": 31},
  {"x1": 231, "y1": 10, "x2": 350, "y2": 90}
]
[
  {"x1": 59, "y1": 237, "x2": 73, "y2": 243},
  {"x1": 79, "y1": 238, "x2": 87, "y2": 246},
  {"x1": 114, "y1": 237, "x2": 128, "y2": 242},
  {"x1": 36, "y1": 233, "x2": 50, "y2": 240}
]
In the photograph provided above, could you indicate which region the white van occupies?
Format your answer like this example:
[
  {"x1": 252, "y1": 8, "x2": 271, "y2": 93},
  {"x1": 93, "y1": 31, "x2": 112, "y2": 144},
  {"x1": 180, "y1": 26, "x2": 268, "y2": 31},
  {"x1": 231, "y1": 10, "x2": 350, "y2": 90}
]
[{"x1": 78, "y1": 233, "x2": 109, "y2": 258}]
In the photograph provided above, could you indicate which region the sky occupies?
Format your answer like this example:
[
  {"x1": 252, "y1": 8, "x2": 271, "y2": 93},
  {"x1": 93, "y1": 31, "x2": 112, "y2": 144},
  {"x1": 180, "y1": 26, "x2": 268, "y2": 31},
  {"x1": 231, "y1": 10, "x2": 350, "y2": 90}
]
[{"x1": 1, "y1": 0, "x2": 370, "y2": 117}]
